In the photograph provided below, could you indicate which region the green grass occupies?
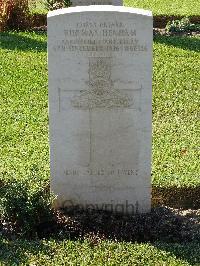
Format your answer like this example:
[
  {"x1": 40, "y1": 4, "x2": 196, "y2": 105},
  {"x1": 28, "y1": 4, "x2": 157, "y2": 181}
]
[
  {"x1": 152, "y1": 36, "x2": 200, "y2": 187},
  {"x1": 29, "y1": 0, "x2": 48, "y2": 14},
  {"x1": 0, "y1": 31, "x2": 200, "y2": 266},
  {"x1": 0, "y1": 32, "x2": 199, "y2": 188},
  {"x1": 0, "y1": 32, "x2": 48, "y2": 186},
  {"x1": 29, "y1": 0, "x2": 200, "y2": 16},
  {"x1": 1, "y1": 238, "x2": 200, "y2": 265},
  {"x1": 124, "y1": 0, "x2": 200, "y2": 16}
]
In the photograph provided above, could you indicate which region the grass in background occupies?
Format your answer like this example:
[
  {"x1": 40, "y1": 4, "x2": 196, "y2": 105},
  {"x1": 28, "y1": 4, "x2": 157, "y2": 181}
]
[
  {"x1": 0, "y1": 32, "x2": 199, "y2": 188},
  {"x1": 28, "y1": 0, "x2": 200, "y2": 16},
  {"x1": 124, "y1": 0, "x2": 200, "y2": 16},
  {"x1": 29, "y1": 0, "x2": 48, "y2": 14}
]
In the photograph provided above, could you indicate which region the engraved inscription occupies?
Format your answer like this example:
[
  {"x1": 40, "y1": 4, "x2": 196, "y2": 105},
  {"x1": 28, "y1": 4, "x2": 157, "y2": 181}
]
[
  {"x1": 71, "y1": 57, "x2": 133, "y2": 109},
  {"x1": 70, "y1": 58, "x2": 135, "y2": 167},
  {"x1": 65, "y1": 168, "x2": 139, "y2": 176},
  {"x1": 53, "y1": 21, "x2": 148, "y2": 54}
]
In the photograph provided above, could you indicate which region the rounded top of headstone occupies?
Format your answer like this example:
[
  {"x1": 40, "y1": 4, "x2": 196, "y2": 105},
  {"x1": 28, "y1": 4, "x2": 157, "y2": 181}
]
[{"x1": 47, "y1": 6, "x2": 152, "y2": 18}]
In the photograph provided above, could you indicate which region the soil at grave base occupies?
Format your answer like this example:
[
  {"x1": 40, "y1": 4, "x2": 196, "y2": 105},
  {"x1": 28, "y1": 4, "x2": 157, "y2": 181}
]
[
  {"x1": 1, "y1": 206, "x2": 200, "y2": 243},
  {"x1": 1, "y1": 186, "x2": 200, "y2": 242},
  {"x1": 152, "y1": 186, "x2": 200, "y2": 209}
]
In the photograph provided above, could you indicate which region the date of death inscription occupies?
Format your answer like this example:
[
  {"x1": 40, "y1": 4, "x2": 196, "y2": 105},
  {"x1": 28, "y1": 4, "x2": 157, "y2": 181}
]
[{"x1": 65, "y1": 168, "x2": 139, "y2": 176}]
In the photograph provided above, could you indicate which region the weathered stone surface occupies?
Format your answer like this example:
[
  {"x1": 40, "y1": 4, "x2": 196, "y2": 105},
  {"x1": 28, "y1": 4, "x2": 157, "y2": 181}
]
[{"x1": 48, "y1": 6, "x2": 153, "y2": 214}]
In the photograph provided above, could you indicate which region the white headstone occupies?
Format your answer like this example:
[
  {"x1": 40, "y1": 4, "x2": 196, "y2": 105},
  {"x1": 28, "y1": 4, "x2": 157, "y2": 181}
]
[
  {"x1": 48, "y1": 6, "x2": 153, "y2": 214},
  {"x1": 71, "y1": 0, "x2": 122, "y2": 6}
]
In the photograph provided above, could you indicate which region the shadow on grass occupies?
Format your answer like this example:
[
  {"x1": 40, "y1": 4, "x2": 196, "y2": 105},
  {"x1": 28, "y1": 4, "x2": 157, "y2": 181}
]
[
  {"x1": 152, "y1": 186, "x2": 200, "y2": 209},
  {"x1": 154, "y1": 35, "x2": 200, "y2": 52},
  {"x1": 1, "y1": 206, "x2": 200, "y2": 265},
  {"x1": 154, "y1": 241, "x2": 200, "y2": 266},
  {"x1": 38, "y1": 207, "x2": 200, "y2": 265},
  {"x1": 1, "y1": 179, "x2": 200, "y2": 264},
  {"x1": 0, "y1": 32, "x2": 47, "y2": 52}
]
